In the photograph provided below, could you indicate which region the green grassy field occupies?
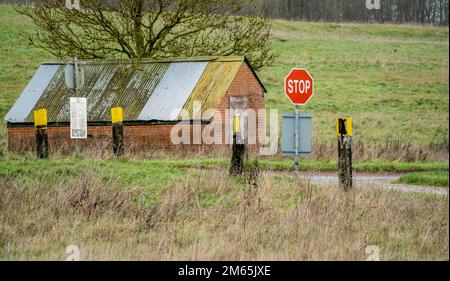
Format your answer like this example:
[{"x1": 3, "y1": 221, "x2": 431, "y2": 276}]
[{"x1": 263, "y1": 20, "x2": 449, "y2": 148}]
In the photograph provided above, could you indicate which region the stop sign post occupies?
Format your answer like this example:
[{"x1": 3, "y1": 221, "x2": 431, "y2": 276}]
[{"x1": 284, "y1": 68, "x2": 314, "y2": 177}]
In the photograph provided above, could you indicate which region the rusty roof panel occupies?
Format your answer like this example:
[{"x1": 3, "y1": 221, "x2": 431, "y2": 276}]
[
  {"x1": 138, "y1": 62, "x2": 208, "y2": 121},
  {"x1": 182, "y1": 61, "x2": 242, "y2": 120},
  {"x1": 25, "y1": 62, "x2": 169, "y2": 122},
  {"x1": 4, "y1": 64, "x2": 59, "y2": 122}
]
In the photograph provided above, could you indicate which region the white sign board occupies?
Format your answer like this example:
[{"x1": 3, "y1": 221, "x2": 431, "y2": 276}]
[{"x1": 70, "y1": 97, "x2": 87, "y2": 139}]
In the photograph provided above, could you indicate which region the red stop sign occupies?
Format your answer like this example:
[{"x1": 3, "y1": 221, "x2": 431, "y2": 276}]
[{"x1": 284, "y1": 68, "x2": 314, "y2": 105}]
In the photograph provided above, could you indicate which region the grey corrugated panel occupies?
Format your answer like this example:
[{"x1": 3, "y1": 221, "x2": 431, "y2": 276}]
[
  {"x1": 4, "y1": 64, "x2": 59, "y2": 122},
  {"x1": 138, "y1": 62, "x2": 208, "y2": 121}
]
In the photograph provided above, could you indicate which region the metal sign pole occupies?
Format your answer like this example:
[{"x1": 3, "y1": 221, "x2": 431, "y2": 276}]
[{"x1": 294, "y1": 104, "x2": 299, "y2": 178}]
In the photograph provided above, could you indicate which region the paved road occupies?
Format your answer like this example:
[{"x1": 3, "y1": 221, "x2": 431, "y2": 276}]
[
  {"x1": 272, "y1": 171, "x2": 449, "y2": 196},
  {"x1": 191, "y1": 167, "x2": 448, "y2": 196},
  {"x1": 304, "y1": 174, "x2": 448, "y2": 196}
]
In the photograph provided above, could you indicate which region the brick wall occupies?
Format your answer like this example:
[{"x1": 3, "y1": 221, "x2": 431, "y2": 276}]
[
  {"x1": 8, "y1": 126, "x2": 112, "y2": 154},
  {"x1": 7, "y1": 61, "x2": 265, "y2": 155},
  {"x1": 220, "y1": 61, "x2": 266, "y2": 154},
  {"x1": 7, "y1": 124, "x2": 230, "y2": 154}
]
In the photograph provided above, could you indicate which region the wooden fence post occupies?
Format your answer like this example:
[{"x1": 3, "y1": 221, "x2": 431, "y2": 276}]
[
  {"x1": 34, "y1": 109, "x2": 49, "y2": 159},
  {"x1": 337, "y1": 118, "x2": 353, "y2": 190},
  {"x1": 111, "y1": 107, "x2": 124, "y2": 156},
  {"x1": 230, "y1": 114, "x2": 245, "y2": 176}
]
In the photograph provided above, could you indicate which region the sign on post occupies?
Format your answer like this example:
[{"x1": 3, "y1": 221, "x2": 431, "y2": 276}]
[
  {"x1": 70, "y1": 97, "x2": 87, "y2": 139},
  {"x1": 281, "y1": 113, "x2": 312, "y2": 157},
  {"x1": 283, "y1": 68, "x2": 315, "y2": 177},
  {"x1": 284, "y1": 68, "x2": 314, "y2": 105}
]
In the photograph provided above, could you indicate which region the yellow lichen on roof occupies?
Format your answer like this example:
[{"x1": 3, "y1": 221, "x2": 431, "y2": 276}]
[{"x1": 181, "y1": 60, "x2": 243, "y2": 120}]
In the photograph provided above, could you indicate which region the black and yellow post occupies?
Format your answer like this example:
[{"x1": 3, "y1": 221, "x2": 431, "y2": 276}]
[
  {"x1": 337, "y1": 118, "x2": 353, "y2": 190},
  {"x1": 111, "y1": 107, "x2": 124, "y2": 156},
  {"x1": 230, "y1": 114, "x2": 245, "y2": 176},
  {"x1": 34, "y1": 109, "x2": 49, "y2": 159}
]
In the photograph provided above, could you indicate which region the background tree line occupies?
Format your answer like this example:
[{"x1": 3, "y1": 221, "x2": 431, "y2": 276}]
[
  {"x1": 254, "y1": 0, "x2": 449, "y2": 25},
  {"x1": 1, "y1": 0, "x2": 448, "y2": 25}
]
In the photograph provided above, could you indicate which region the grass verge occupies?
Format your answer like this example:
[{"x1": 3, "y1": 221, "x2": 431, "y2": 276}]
[
  {"x1": 394, "y1": 171, "x2": 449, "y2": 187},
  {"x1": 1, "y1": 156, "x2": 448, "y2": 174}
]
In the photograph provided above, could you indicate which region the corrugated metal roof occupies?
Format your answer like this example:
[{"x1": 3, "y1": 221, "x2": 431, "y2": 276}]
[
  {"x1": 138, "y1": 62, "x2": 208, "y2": 121},
  {"x1": 182, "y1": 61, "x2": 242, "y2": 120},
  {"x1": 5, "y1": 56, "x2": 264, "y2": 123},
  {"x1": 25, "y1": 62, "x2": 169, "y2": 122},
  {"x1": 4, "y1": 65, "x2": 59, "y2": 122}
]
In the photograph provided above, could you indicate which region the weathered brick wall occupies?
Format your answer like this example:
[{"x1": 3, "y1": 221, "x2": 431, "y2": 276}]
[
  {"x1": 7, "y1": 61, "x2": 265, "y2": 155},
  {"x1": 227, "y1": 62, "x2": 264, "y2": 97},
  {"x1": 7, "y1": 124, "x2": 229, "y2": 154},
  {"x1": 8, "y1": 127, "x2": 35, "y2": 152},
  {"x1": 124, "y1": 124, "x2": 229, "y2": 154},
  {"x1": 8, "y1": 126, "x2": 112, "y2": 154}
]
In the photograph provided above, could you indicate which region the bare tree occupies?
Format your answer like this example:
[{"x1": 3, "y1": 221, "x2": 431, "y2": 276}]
[{"x1": 17, "y1": 0, "x2": 275, "y2": 70}]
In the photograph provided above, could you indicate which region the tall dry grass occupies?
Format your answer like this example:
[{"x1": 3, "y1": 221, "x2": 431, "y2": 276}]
[
  {"x1": 1, "y1": 130, "x2": 448, "y2": 162},
  {"x1": 312, "y1": 137, "x2": 449, "y2": 162},
  {"x1": 0, "y1": 165, "x2": 447, "y2": 260}
]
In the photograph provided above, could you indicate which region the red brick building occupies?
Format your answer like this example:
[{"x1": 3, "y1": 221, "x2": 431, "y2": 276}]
[{"x1": 5, "y1": 56, "x2": 266, "y2": 155}]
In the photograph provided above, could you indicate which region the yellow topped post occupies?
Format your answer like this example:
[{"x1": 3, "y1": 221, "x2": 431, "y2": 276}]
[
  {"x1": 111, "y1": 107, "x2": 123, "y2": 124},
  {"x1": 336, "y1": 117, "x2": 352, "y2": 137},
  {"x1": 34, "y1": 109, "x2": 48, "y2": 128},
  {"x1": 34, "y1": 109, "x2": 49, "y2": 158},
  {"x1": 233, "y1": 114, "x2": 240, "y2": 134},
  {"x1": 111, "y1": 107, "x2": 124, "y2": 156},
  {"x1": 336, "y1": 117, "x2": 353, "y2": 190}
]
